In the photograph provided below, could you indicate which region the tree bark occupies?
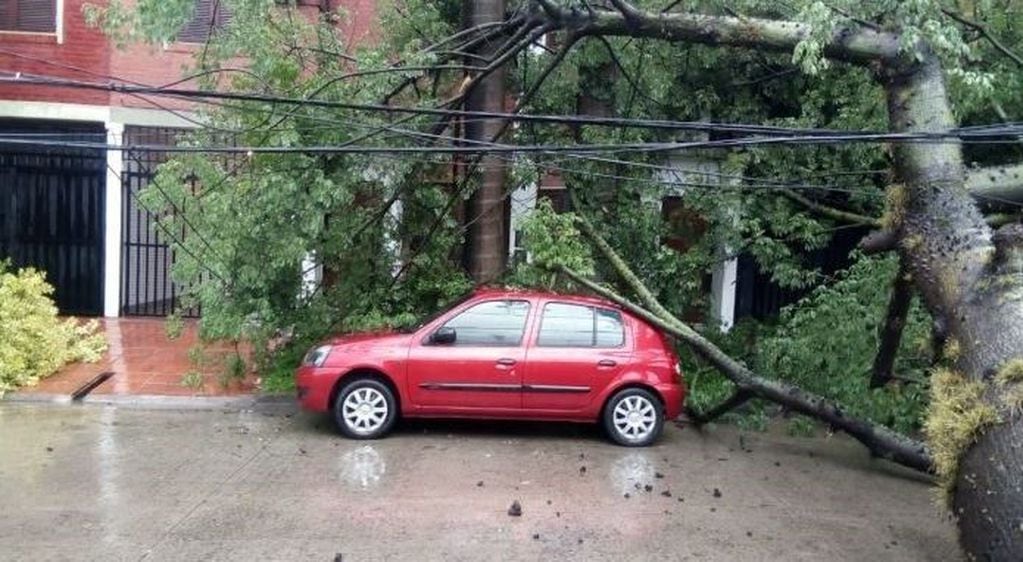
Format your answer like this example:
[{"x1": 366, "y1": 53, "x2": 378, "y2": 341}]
[
  {"x1": 525, "y1": 2, "x2": 1023, "y2": 557},
  {"x1": 465, "y1": 0, "x2": 509, "y2": 282},
  {"x1": 870, "y1": 257, "x2": 913, "y2": 388}
]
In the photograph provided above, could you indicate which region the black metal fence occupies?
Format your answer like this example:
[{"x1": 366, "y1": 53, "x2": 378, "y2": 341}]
[
  {"x1": 0, "y1": 119, "x2": 106, "y2": 316},
  {"x1": 735, "y1": 226, "x2": 870, "y2": 320},
  {"x1": 120, "y1": 126, "x2": 200, "y2": 317}
]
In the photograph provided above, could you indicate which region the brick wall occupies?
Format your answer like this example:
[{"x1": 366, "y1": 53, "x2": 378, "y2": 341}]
[
  {"x1": 0, "y1": 0, "x2": 380, "y2": 112},
  {"x1": 0, "y1": 0, "x2": 110, "y2": 105}
]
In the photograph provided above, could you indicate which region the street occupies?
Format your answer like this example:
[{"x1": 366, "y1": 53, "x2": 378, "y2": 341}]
[{"x1": 0, "y1": 403, "x2": 957, "y2": 561}]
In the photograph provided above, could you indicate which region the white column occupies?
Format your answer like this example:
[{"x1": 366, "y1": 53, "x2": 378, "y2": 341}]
[
  {"x1": 711, "y1": 249, "x2": 737, "y2": 332},
  {"x1": 508, "y1": 182, "x2": 538, "y2": 261},
  {"x1": 102, "y1": 122, "x2": 124, "y2": 318}
]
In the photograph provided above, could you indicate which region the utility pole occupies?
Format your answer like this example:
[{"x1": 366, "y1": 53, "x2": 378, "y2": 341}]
[{"x1": 464, "y1": 0, "x2": 508, "y2": 283}]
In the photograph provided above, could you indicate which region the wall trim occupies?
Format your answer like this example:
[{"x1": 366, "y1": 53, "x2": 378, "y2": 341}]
[{"x1": 0, "y1": 100, "x2": 197, "y2": 128}]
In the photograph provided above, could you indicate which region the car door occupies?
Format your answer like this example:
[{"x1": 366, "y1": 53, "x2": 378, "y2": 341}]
[
  {"x1": 522, "y1": 301, "x2": 631, "y2": 412},
  {"x1": 406, "y1": 299, "x2": 532, "y2": 413}
]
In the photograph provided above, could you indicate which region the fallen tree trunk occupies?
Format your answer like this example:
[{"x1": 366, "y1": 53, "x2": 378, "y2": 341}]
[
  {"x1": 561, "y1": 200, "x2": 933, "y2": 473},
  {"x1": 558, "y1": 264, "x2": 933, "y2": 473}
]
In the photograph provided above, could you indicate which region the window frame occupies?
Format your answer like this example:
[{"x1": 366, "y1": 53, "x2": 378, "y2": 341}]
[
  {"x1": 535, "y1": 301, "x2": 627, "y2": 349},
  {"x1": 426, "y1": 298, "x2": 533, "y2": 348},
  {"x1": 0, "y1": 0, "x2": 62, "y2": 43},
  {"x1": 176, "y1": 0, "x2": 231, "y2": 45}
]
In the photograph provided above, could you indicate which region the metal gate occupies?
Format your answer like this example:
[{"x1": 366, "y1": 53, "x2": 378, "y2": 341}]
[
  {"x1": 735, "y1": 226, "x2": 870, "y2": 320},
  {"x1": 120, "y1": 126, "x2": 199, "y2": 317},
  {"x1": 0, "y1": 120, "x2": 106, "y2": 316}
]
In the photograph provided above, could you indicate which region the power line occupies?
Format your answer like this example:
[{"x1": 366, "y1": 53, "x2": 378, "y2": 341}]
[{"x1": 3, "y1": 71, "x2": 1022, "y2": 141}]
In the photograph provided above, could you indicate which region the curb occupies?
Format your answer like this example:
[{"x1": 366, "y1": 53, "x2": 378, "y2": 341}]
[
  {"x1": 3, "y1": 392, "x2": 296, "y2": 413},
  {"x1": 2, "y1": 392, "x2": 73, "y2": 405}
]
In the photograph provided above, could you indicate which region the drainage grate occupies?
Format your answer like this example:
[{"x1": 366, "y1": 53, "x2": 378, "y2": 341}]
[{"x1": 71, "y1": 371, "x2": 114, "y2": 402}]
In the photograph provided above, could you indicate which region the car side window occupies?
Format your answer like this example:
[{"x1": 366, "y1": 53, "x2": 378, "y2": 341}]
[
  {"x1": 595, "y1": 308, "x2": 625, "y2": 347},
  {"x1": 439, "y1": 300, "x2": 530, "y2": 346},
  {"x1": 537, "y1": 303, "x2": 593, "y2": 347},
  {"x1": 537, "y1": 303, "x2": 626, "y2": 348}
]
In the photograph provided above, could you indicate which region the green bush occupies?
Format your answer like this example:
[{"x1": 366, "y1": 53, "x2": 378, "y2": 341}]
[{"x1": 0, "y1": 262, "x2": 108, "y2": 395}]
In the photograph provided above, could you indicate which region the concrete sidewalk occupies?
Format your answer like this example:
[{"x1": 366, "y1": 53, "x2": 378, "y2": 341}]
[{"x1": 0, "y1": 402, "x2": 958, "y2": 561}]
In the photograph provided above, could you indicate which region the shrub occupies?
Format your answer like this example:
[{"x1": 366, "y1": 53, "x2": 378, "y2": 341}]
[{"x1": 0, "y1": 262, "x2": 107, "y2": 395}]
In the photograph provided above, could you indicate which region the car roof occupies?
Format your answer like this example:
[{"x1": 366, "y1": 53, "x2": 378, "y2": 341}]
[{"x1": 471, "y1": 286, "x2": 623, "y2": 310}]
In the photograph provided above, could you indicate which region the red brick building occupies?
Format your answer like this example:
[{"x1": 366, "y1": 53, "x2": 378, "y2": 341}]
[{"x1": 0, "y1": 0, "x2": 376, "y2": 317}]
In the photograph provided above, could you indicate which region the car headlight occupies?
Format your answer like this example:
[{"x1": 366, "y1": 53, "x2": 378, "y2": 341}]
[{"x1": 302, "y1": 345, "x2": 332, "y2": 367}]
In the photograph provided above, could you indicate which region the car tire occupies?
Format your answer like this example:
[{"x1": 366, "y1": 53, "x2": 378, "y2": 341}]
[
  {"x1": 603, "y1": 387, "x2": 665, "y2": 447},
  {"x1": 333, "y1": 377, "x2": 398, "y2": 440}
]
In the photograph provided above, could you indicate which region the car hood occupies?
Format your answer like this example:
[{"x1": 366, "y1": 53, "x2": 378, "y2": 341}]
[{"x1": 326, "y1": 331, "x2": 412, "y2": 351}]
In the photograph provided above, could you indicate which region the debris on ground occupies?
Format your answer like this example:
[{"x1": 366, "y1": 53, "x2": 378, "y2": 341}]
[
  {"x1": 507, "y1": 500, "x2": 522, "y2": 517},
  {"x1": 713, "y1": 488, "x2": 722, "y2": 498},
  {"x1": 643, "y1": 484, "x2": 653, "y2": 492},
  {"x1": 654, "y1": 472, "x2": 664, "y2": 479},
  {"x1": 477, "y1": 481, "x2": 484, "y2": 487},
  {"x1": 579, "y1": 466, "x2": 587, "y2": 474},
  {"x1": 661, "y1": 490, "x2": 672, "y2": 497},
  {"x1": 624, "y1": 493, "x2": 630, "y2": 499},
  {"x1": 532, "y1": 533, "x2": 540, "y2": 540}
]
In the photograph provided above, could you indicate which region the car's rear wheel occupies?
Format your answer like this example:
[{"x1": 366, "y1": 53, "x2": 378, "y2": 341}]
[
  {"x1": 603, "y1": 387, "x2": 664, "y2": 447},
  {"x1": 333, "y1": 378, "x2": 397, "y2": 439}
]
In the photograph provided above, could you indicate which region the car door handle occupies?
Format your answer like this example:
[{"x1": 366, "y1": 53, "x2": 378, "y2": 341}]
[
  {"x1": 496, "y1": 358, "x2": 517, "y2": 366},
  {"x1": 597, "y1": 359, "x2": 617, "y2": 368}
]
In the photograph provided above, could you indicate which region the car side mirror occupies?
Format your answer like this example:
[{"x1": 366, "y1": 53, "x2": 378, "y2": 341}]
[{"x1": 430, "y1": 327, "x2": 457, "y2": 345}]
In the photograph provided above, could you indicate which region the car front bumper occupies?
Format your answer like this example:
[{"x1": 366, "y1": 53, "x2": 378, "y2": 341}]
[{"x1": 295, "y1": 365, "x2": 335, "y2": 412}]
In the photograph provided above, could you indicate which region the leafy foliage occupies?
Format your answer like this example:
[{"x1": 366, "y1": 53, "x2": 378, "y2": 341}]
[
  {"x1": 0, "y1": 263, "x2": 107, "y2": 395},
  {"x1": 755, "y1": 254, "x2": 932, "y2": 432}
]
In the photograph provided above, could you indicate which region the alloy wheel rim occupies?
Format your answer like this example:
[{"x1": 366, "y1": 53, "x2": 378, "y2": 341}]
[
  {"x1": 342, "y1": 387, "x2": 388, "y2": 434},
  {"x1": 612, "y1": 395, "x2": 656, "y2": 441}
]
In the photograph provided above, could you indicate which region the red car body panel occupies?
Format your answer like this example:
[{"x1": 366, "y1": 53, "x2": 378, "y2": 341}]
[{"x1": 295, "y1": 289, "x2": 686, "y2": 423}]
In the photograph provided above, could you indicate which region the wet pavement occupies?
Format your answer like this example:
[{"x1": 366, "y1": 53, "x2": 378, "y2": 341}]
[{"x1": 0, "y1": 403, "x2": 958, "y2": 561}]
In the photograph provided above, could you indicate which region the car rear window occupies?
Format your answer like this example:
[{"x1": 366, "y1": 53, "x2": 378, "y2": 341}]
[{"x1": 537, "y1": 302, "x2": 625, "y2": 348}]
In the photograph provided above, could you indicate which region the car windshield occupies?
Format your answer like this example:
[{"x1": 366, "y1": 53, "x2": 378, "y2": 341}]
[{"x1": 395, "y1": 292, "x2": 475, "y2": 333}]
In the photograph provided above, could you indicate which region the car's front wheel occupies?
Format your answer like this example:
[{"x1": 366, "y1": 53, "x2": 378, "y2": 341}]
[
  {"x1": 603, "y1": 387, "x2": 664, "y2": 447},
  {"x1": 333, "y1": 378, "x2": 397, "y2": 439}
]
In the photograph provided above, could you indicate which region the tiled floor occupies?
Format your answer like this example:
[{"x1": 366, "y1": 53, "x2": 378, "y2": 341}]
[{"x1": 20, "y1": 318, "x2": 258, "y2": 397}]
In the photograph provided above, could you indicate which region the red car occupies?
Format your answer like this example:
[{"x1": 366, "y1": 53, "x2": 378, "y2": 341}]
[{"x1": 296, "y1": 289, "x2": 685, "y2": 446}]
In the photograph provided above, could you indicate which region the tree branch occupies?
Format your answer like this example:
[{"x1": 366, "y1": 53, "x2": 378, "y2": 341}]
[
  {"x1": 870, "y1": 257, "x2": 913, "y2": 388},
  {"x1": 686, "y1": 389, "x2": 754, "y2": 425},
  {"x1": 534, "y1": 1, "x2": 902, "y2": 65},
  {"x1": 967, "y1": 163, "x2": 1023, "y2": 206},
  {"x1": 564, "y1": 195, "x2": 933, "y2": 473},
  {"x1": 780, "y1": 189, "x2": 883, "y2": 227},
  {"x1": 942, "y1": 9, "x2": 1023, "y2": 68}
]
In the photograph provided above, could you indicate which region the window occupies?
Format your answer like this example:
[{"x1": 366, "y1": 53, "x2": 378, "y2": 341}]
[
  {"x1": 0, "y1": 0, "x2": 57, "y2": 33},
  {"x1": 537, "y1": 303, "x2": 625, "y2": 348},
  {"x1": 440, "y1": 300, "x2": 530, "y2": 347},
  {"x1": 177, "y1": 0, "x2": 230, "y2": 43},
  {"x1": 595, "y1": 308, "x2": 625, "y2": 347}
]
